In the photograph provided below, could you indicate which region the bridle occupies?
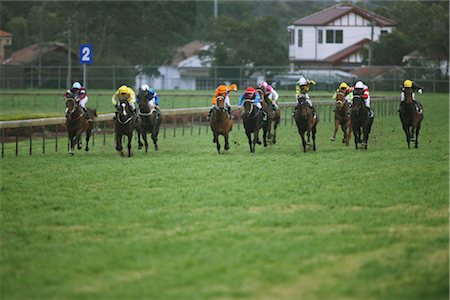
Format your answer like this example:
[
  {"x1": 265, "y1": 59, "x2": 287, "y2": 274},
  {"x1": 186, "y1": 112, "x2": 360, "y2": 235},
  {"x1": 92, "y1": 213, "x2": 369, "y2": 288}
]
[
  {"x1": 117, "y1": 102, "x2": 133, "y2": 124},
  {"x1": 65, "y1": 98, "x2": 83, "y2": 120}
]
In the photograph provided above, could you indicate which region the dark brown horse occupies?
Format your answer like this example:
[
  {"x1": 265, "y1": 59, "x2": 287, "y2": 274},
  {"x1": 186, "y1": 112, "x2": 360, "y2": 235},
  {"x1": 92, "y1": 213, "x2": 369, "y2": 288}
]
[
  {"x1": 65, "y1": 98, "x2": 96, "y2": 155},
  {"x1": 242, "y1": 98, "x2": 264, "y2": 153},
  {"x1": 331, "y1": 91, "x2": 352, "y2": 146},
  {"x1": 255, "y1": 89, "x2": 270, "y2": 147},
  {"x1": 115, "y1": 101, "x2": 136, "y2": 157},
  {"x1": 210, "y1": 95, "x2": 233, "y2": 154},
  {"x1": 294, "y1": 95, "x2": 318, "y2": 152},
  {"x1": 137, "y1": 91, "x2": 161, "y2": 152},
  {"x1": 350, "y1": 95, "x2": 374, "y2": 150},
  {"x1": 258, "y1": 88, "x2": 281, "y2": 145},
  {"x1": 399, "y1": 88, "x2": 424, "y2": 148}
]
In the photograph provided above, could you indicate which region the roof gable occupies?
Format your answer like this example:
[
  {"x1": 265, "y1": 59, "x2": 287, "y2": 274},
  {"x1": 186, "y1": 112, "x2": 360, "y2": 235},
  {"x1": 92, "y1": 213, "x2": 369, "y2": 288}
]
[
  {"x1": 2, "y1": 42, "x2": 75, "y2": 65},
  {"x1": 0, "y1": 29, "x2": 12, "y2": 37},
  {"x1": 293, "y1": 3, "x2": 396, "y2": 27},
  {"x1": 324, "y1": 39, "x2": 370, "y2": 64}
]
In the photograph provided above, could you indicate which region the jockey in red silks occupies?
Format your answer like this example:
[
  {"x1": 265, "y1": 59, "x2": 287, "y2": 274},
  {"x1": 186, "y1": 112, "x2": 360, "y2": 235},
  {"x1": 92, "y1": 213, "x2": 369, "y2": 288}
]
[
  {"x1": 352, "y1": 80, "x2": 374, "y2": 118},
  {"x1": 64, "y1": 81, "x2": 89, "y2": 118}
]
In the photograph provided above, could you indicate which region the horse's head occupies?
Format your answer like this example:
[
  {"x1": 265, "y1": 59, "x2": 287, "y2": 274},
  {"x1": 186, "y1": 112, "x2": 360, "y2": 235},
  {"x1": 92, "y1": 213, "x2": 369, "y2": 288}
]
[
  {"x1": 65, "y1": 97, "x2": 78, "y2": 115},
  {"x1": 138, "y1": 90, "x2": 151, "y2": 113},
  {"x1": 296, "y1": 95, "x2": 309, "y2": 116},
  {"x1": 335, "y1": 92, "x2": 345, "y2": 110},
  {"x1": 118, "y1": 100, "x2": 133, "y2": 118},
  {"x1": 403, "y1": 87, "x2": 414, "y2": 103},
  {"x1": 216, "y1": 95, "x2": 226, "y2": 110},
  {"x1": 242, "y1": 98, "x2": 254, "y2": 116}
]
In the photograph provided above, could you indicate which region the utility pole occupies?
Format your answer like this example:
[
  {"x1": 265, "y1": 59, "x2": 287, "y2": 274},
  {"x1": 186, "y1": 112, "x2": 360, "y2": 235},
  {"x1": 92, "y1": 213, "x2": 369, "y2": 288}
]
[
  {"x1": 214, "y1": 0, "x2": 218, "y2": 18},
  {"x1": 66, "y1": 28, "x2": 72, "y2": 87},
  {"x1": 368, "y1": 20, "x2": 374, "y2": 66}
]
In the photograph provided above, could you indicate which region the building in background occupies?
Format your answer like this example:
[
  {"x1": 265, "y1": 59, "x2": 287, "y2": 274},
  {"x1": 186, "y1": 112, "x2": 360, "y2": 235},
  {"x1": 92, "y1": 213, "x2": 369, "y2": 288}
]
[
  {"x1": 0, "y1": 29, "x2": 13, "y2": 63},
  {"x1": 287, "y1": 3, "x2": 396, "y2": 68}
]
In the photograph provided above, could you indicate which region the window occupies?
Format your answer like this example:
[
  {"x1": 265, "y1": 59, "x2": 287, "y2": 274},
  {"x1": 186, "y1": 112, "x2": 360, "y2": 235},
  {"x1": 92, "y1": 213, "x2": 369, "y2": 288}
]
[
  {"x1": 289, "y1": 29, "x2": 295, "y2": 45},
  {"x1": 335, "y1": 30, "x2": 343, "y2": 43},
  {"x1": 326, "y1": 30, "x2": 343, "y2": 43},
  {"x1": 297, "y1": 29, "x2": 303, "y2": 47},
  {"x1": 318, "y1": 29, "x2": 323, "y2": 44},
  {"x1": 381, "y1": 30, "x2": 388, "y2": 35}
]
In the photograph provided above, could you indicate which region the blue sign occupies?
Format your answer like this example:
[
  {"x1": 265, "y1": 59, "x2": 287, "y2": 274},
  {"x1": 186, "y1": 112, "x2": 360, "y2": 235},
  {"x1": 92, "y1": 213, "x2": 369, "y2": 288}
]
[{"x1": 79, "y1": 44, "x2": 93, "y2": 64}]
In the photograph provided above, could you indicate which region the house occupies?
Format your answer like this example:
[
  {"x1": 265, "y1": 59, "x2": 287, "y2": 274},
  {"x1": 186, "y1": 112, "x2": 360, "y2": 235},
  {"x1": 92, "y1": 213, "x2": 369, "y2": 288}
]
[
  {"x1": 287, "y1": 3, "x2": 396, "y2": 68},
  {"x1": 1, "y1": 42, "x2": 78, "y2": 88},
  {"x1": 0, "y1": 29, "x2": 13, "y2": 63},
  {"x1": 137, "y1": 41, "x2": 211, "y2": 90}
]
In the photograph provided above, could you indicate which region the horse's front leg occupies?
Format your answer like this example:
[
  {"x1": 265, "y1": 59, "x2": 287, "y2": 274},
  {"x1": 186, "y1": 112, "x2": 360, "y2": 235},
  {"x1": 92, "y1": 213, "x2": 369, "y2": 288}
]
[
  {"x1": 253, "y1": 129, "x2": 260, "y2": 153},
  {"x1": 402, "y1": 124, "x2": 411, "y2": 149},
  {"x1": 414, "y1": 123, "x2": 421, "y2": 148},
  {"x1": 142, "y1": 131, "x2": 148, "y2": 153},
  {"x1": 215, "y1": 132, "x2": 221, "y2": 154},
  {"x1": 312, "y1": 125, "x2": 317, "y2": 151},
  {"x1": 127, "y1": 133, "x2": 132, "y2": 157},
  {"x1": 152, "y1": 130, "x2": 159, "y2": 151},
  {"x1": 263, "y1": 124, "x2": 268, "y2": 147},
  {"x1": 331, "y1": 119, "x2": 339, "y2": 141},
  {"x1": 353, "y1": 126, "x2": 359, "y2": 149},
  {"x1": 137, "y1": 129, "x2": 143, "y2": 150},
  {"x1": 85, "y1": 128, "x2": 92, "y2": 152},
  {"x1": 246, "y1": 130, "x2": 253, "y2": 153},
  {"x1": 76, "y1": 133, "x2": 82, "y2": 150},
  {"x1": 224, "y1": 132, "x2": 230, "y2": 151},
  {"x1": 69, "y1": 133, "x2": 76, "y2": 155},
  {"x1": 272, "y1": 121, "x2": 278, "y2": 144},
  {"x1": 115, "y1": 132, "x2": 123, "y2": 152}
]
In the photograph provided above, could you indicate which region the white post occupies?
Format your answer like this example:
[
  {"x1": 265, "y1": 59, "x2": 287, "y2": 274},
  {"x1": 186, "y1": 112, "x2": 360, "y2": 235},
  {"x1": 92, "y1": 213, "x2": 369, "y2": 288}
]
[{"x1": 83, "y1": 64, "x2": 87, "y2": 88}]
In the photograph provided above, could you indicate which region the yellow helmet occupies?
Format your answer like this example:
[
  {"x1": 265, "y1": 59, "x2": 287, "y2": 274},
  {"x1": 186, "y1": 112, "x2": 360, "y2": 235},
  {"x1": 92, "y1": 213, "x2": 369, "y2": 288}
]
[
  {"x1": 118, "y1": 85, "x2": 129, "y2": 94},
  {"x1": 403, "y1": 80, "x2": 413, "y2": 88},
  {"x1": 339, "y1": 82, "x2": 348, "y2": 89}
]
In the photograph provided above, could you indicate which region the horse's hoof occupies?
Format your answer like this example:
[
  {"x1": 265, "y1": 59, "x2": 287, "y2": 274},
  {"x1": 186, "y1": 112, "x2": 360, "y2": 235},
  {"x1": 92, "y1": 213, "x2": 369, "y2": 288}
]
[
  {"x1": 138, "y1": 145, "x2": 142, "y2": 150},
  {"x1": 116, "y1": 146, "x2": 122, "y2": 151},
  {"x1": 330, "y1": 137, "x2": 336, "y2": 141},
  {"x1": 85, "y1": 147, "x2": 89, "y2": 152},
  {"x1": 69, "y1": 152, "x2": 74, "y2": 156},
  {"x1": 224, "y1": 145, "x2": 230, "y2": 151}
]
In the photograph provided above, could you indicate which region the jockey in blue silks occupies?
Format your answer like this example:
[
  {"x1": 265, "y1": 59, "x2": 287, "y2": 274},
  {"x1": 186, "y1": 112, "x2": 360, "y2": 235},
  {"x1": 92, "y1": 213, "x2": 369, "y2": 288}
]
[{"x1": 137, "y1": 84, "x2": 160, "y2": 120}]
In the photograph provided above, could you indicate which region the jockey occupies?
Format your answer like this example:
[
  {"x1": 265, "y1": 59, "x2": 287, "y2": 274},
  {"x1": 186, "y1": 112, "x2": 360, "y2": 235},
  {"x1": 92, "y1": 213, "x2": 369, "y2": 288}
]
[
  {"x1": 208, "y1": 83, "x2": 238, "y2": 120},
  {"x1": 259, "y1": 81, "x2": 279, "y2": 110},
  {"x1": 237, "y1": 87, "x2": 267, "y2": 121},
  {"x1": 137, "y1": 84, "x2": 161, "y2": 120},
  {"x1": 64, "y1": 81, "x2": 89, "y2": 118},
  {"x1": 352, "y1": 81, "x2": 374, "y2": 118},
  {"x1": 332, "y1": 82, "x2": 353, "y2": 110},
  {"x1": 112, "y1": 85, "x2": 137, "y2": 116},
  {"x1": 399, "y1": 79, "x2": 423, "y2": 111},
  {"x1": 293, "y1": 76, "x2": 316, "y2": 117}
]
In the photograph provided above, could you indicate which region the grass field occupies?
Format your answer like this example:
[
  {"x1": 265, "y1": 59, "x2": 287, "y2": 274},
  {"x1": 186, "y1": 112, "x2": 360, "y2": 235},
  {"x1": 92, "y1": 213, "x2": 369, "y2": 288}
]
[{"x1": 1, "y1": 93, "x2": 448, "y2": 299}]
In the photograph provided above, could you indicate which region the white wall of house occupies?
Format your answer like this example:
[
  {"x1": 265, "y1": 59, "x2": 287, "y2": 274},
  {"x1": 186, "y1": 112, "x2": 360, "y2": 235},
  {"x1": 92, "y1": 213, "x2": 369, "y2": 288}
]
[{"x1": 289, "y1": 12, "x2": 394, "y2": 62}]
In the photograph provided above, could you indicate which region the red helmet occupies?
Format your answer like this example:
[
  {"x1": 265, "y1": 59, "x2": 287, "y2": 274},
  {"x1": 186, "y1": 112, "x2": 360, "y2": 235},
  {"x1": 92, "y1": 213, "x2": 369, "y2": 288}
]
[{"x1": 245, "y1": 87, "x2": 256, "y2": 94}]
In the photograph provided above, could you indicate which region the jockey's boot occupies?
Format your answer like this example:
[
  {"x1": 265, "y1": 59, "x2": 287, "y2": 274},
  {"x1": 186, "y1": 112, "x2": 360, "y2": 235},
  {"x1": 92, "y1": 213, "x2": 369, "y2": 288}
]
[
  {"x1": 310, "y1": 105, "x2": 317, "y2": 119},
  {"x1": 398, "y1": 101, "x2": 404, "y2": 112},
  {"x1": 82, "y1": 107, "x2": 89, "y2": 119},
  {"x1": 156, "y1": 108, "x2": 161, "y2": 121},
  {"x1": 291, "y1": 108, "x2": 297, "y2": 118},
  {"x1": 261, "y1": 110, "x2": 268, "y2": 121},
  {"x1": 226, "y1": 107, "x2": 233, "y2": 119},
  {"x1": 368, "y1": 107, "x2": 375, "y2": 118},
  {"x1": 207, "y1": 108, "x2": 214, "y2": 121}
]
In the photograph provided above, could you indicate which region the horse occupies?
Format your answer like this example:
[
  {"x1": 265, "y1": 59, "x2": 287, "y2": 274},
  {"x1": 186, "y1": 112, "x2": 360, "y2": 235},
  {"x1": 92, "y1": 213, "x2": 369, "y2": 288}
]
[
  {"x1": 331, "y1": 91, "x2": 352, "y2": 146},
  {"x1": 399, "y1": 87, "x2": 424, "y2": 148},
  {"x1": 350, "y1": 95, "x2": 374, "y2": 150},
  {"x1": 258, "y1": 88, "x2": 281, "y2": 145},
  {"x1": 115, "y1": 100, "x2": 136, "y2": 157},
  {"x1": 294, "y1": 95, "x2": 318, "y2": 152},
  {"x1": 210, "y1": 95, "x2": 233, "y2": 154},
  {"x1": 241, "y1": 98, "x2": 264, "y2": 153},
  {"x1": 137, "y1": 90, "x2": 161, "y2": 152},
  {"x1": 65, "y1": 97, "x2": 96, "y2": 155}
]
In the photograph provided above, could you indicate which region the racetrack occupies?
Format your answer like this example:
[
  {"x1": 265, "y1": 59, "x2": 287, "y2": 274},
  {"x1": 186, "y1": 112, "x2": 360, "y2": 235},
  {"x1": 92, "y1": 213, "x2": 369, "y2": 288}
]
[{"x1": 1, "y1": 93, "x2": 448, "y2": 299}]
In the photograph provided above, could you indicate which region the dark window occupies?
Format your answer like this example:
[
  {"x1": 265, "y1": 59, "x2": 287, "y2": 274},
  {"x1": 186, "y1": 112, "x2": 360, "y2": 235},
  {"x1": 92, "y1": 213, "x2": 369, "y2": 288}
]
[
  {"x1": 381, "y1": 30, "x2": 388, "y2": 35},
  {"x1": 318, "y1": 29, "x2": 323, "y2": 44},
  {"x1": 326, "y1": 30, "x2": 334, "y2": 43},
  {"x1": 289, "y1": 29, "x2": 295, "y2": 45},
  {"x1": 335, "y1": 30, "x2": 343, "y2": 43},
  {"x1": 297, "y1": 30, "x2": 303, "y2": 47}
]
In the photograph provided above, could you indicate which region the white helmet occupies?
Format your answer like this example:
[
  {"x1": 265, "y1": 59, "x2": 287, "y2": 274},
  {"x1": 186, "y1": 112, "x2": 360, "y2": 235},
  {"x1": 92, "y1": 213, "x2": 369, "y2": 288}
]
[
  {"x1": 72, "y1": 82, "x2": 81, "y2": 89},
  {"x1": 141, "y1": 84, "x2": 150, "y2": 91},
  {"x1": 260, "y1": 81, "x2": 269, "y2": 89},
  {"x1": 355, "y1": 81, "x2": 364, "y2": 89},
  {"x1": 298, "y1": 77, "x2": 307, "y2": 85}
]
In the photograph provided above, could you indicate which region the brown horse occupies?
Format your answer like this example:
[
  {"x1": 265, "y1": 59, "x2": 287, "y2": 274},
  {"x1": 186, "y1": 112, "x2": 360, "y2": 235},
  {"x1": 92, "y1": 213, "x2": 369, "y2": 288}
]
[
  {"x1": 399, "y1": 88, "x2": 424, "y2": 148},
  {"x1": 294, "y1": 95, "x2": 318, "y2": 152},
  {"x1": 115, "y1": 101, "x2": 136, "y2": 157},
  {"x1": 137, "y1": 90, "x2": 161, "y2": 152},
  {"x1": 258, "y1": 88, "x2": 281, "y2": 145},
  {"x1": 331, "y1": 91, "x2": 352, "y2": 146},
  {"x1": 65, "y1": 98, "x2": 96, "y2": 155},
  {"x1": 210, "y1": 95, "x2": 233, "y2": 154},
  {"x1": 255, "y1": 88, "x2": 270, "y2": 147}
]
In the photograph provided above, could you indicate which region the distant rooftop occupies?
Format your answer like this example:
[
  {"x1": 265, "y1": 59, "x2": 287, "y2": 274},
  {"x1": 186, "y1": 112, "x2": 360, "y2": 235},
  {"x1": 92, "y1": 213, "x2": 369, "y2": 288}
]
[{"x1": 292, "y1": 3, "x2": 396, "y2": 27}]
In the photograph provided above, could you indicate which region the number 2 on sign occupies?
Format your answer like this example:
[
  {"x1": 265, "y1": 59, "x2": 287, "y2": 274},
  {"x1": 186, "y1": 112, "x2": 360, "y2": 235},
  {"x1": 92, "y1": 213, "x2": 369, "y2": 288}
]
[{"x1": 81, "y1": 47, "x2": 91, "y2": 61}]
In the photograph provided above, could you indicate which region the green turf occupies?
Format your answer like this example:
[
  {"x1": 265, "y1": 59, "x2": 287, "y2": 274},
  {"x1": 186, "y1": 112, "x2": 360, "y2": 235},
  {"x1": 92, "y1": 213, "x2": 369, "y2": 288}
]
[{"x1": 0, "y1": 93, "x2": 448, "y2": 299}]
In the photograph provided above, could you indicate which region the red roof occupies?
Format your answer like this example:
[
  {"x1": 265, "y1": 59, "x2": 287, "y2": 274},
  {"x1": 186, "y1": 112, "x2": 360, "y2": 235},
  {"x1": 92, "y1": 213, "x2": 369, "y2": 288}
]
[
  {"x1": 2, "y1": 42, "x2": 74, "y2": 65},
  {"x1": 324, "y1": 39, "x2": 371, "y2": 64},
  {"x1": 293, "y1": 4, "x2": 396, "y2": 27},
  {"x1": 0, "y1": 30, "x2": 12, "y2": 37}
]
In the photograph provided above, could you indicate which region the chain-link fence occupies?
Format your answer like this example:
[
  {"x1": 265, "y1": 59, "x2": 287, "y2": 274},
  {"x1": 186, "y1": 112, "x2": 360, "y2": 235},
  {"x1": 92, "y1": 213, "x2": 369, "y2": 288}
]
[{"x1": 1, "y1": 64, "x2": 448, "y2": 92}]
